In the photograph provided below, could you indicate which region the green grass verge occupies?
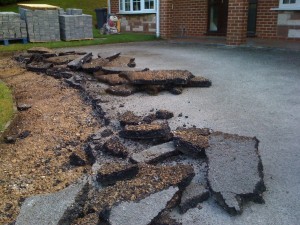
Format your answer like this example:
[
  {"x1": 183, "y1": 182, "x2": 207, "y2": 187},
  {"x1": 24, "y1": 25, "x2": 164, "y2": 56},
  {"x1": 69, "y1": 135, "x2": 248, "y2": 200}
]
[
  {"x1": 0, "y1": 32, "x2": 158, "y2": 52},
  {"x1": 0, "y1": 81, "x2": 14, "y2": 132},
  {"x1": 0, "y1": 0, "x2": 107, "y2": 24}
]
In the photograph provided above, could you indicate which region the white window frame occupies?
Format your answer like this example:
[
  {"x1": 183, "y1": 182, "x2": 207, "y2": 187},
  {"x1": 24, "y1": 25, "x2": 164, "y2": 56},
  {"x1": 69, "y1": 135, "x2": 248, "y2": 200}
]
[
  {"x1": 278, "y1": 0, "x2": 300, "y2": 9},
  {"x1": 119, "y1": 0, "x2": 156, "y2": 14}
]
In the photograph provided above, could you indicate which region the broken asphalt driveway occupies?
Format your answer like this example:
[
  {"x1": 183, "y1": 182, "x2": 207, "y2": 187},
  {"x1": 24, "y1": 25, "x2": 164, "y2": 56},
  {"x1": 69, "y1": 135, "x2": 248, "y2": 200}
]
[
  {"x1": 61, "y1": 41, "x2": 300, "y2": 225},
  {"x1": 3, "y1": 41, "x2": 299, "y2": 225}
]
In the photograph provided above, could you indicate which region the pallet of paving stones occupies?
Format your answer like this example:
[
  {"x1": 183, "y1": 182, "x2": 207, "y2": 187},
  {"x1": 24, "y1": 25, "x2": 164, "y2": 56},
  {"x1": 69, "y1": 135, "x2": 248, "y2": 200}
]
[
  {"x1": 0, "y1": 12, "x2": 28, "y2": 43},
  {"x1": 19, "y1": 7, "x2": 61, "y2": 42},
  {"x1": 59, "y1": 8, "x2": 93, "y2": 41}
]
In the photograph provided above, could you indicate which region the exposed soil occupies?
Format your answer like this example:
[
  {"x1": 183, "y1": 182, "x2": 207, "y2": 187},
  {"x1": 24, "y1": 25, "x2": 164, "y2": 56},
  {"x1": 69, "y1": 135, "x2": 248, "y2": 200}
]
[{"x1": 0, "y1": 55, "x2": 99, "y2": 224}]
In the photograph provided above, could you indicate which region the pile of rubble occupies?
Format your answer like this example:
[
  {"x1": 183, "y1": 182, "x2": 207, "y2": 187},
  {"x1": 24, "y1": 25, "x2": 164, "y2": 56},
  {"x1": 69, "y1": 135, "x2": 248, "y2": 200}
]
[
  {"x1": 15, "y1": 47, "x2": 212, "y2": 97},
  {"x1": 13, "y1": 48, "x2": 266, "y2": 225}
]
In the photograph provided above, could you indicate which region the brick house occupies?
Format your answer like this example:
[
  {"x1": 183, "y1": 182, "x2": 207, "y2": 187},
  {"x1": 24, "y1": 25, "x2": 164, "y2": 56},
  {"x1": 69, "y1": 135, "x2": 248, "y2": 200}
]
[{"x1": 108, "y1": 0, "x2": 300, "y2": 45}]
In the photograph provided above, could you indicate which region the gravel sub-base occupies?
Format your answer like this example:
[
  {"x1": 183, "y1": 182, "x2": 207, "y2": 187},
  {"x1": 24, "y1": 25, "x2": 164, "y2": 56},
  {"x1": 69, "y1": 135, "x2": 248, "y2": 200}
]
[{"x1": 0, "y1": 57, "x2": 98, "y2": 224}]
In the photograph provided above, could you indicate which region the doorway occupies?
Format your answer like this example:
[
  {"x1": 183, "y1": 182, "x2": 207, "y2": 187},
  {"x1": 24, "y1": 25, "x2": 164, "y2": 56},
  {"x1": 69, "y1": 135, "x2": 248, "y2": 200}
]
[{"x1": 207, "y1": 0, "x2": 228, "y2": 35}]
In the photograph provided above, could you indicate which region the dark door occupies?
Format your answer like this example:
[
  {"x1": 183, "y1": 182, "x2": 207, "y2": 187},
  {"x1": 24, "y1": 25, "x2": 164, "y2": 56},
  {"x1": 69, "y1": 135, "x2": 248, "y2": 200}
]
[
  {"x1": 208, "y1": 0, "x2": 228, "y2": 35},
  {"x1": 247, "y1": 0, "x2": 258, "y2": 37}
]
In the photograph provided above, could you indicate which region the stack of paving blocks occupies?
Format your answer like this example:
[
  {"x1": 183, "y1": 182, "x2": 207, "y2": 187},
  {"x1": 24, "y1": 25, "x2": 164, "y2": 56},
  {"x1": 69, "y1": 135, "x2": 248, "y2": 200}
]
[
  {"x1": 19, "y1": 8, "x2": 61, "y2": 42},
  {"x1": 0, "y1": 12, "x2": 27, "y2": 40},
  {"x1": 59, "y1": 8, "x2": 93, "y2": 41}
]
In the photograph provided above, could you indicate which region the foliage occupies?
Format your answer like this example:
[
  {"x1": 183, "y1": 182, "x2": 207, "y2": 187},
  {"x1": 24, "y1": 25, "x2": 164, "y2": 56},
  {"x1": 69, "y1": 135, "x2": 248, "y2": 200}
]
[
  {"x1": 0, "y1": 81, "x2": 14, "y2": 132},
  {"x1": 0, "y1": 0, "x2": 26, "y2": 6}
]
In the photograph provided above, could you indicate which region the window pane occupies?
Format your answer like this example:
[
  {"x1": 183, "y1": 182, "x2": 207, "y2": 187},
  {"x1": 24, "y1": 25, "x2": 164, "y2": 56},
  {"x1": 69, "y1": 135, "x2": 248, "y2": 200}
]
[
  {"x1": 145, "y1": 0, "x2": 154, "y2": 9},
  {"x1": 125, "y1": 0, "x2": 130, "y2": 11},
  {"x1": 283, "y1": 0, "x2": 296, "y2": 3},
  {"x1": 133, "y1": 0, "x2": 141, "y2": 11},
  {"x1": 120, "y1": 0, "x2": 123, "y2": 10}
]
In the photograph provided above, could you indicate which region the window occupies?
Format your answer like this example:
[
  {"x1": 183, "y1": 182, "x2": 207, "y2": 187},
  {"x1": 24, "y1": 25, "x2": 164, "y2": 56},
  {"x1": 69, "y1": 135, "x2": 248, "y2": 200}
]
[
  {"x1": 279, "y1": 0, "x2": 300, "y2": 9},
  {"x1": 283, "y1": 0, "x2": 296, "y2": 4},
  {"x1": 119, "y1": 0, "x2": 156, "y2": 13}
]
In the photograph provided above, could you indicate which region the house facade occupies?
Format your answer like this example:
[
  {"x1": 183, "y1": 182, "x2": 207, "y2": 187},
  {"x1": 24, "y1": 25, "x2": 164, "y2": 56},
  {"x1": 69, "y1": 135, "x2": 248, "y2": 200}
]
[{"x1": 109, "y1": 0, "x2": 300, "y2": 45}]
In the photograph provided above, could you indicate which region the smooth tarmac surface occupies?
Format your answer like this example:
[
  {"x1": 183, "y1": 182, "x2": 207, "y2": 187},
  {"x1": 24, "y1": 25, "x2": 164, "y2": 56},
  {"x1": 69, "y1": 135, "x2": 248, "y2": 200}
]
[{"x1": 63, "y1": 41, "x2": 300, "y2": 225}]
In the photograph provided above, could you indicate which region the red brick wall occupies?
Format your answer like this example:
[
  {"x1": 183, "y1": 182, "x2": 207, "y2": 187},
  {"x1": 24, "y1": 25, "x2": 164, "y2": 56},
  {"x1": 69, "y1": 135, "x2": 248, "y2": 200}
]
[
  {"x1": 111, "y1": 0, "x2": 119, "y2": 14},
  {"x1": 160, "y1": 0, "x2": 174, "y2": 38},
  {"x1": 172, "y1": 0, "x2": 207, "y2": 37},
  {"x1": 226, "y1": 0, "x2": 248, "y2": 45},
  {"x1": 256, "y1": 0, "x2": 278, "y2": 39}
]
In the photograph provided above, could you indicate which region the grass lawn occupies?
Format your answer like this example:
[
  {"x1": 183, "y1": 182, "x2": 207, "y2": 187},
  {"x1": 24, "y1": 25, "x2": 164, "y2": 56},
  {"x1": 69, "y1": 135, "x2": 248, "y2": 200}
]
[
  {"x1": 0, "y1": 81, "x2": 14, "y2": 132},
  {"x1": 0, "y1": 32, "x2": 158, "y2": 52}
]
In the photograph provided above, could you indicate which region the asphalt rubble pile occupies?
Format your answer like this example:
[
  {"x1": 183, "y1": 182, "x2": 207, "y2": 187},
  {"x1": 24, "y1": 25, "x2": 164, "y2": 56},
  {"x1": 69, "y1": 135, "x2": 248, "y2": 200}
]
[{"x1": 12, "y1": 47, "x2": 266, "y2": 225}]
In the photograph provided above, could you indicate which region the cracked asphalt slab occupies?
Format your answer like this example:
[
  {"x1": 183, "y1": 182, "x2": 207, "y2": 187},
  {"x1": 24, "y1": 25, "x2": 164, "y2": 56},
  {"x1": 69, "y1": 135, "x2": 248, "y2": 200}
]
[{"x1": 60, "y1": 41, "x2": 300, "y2": 225}]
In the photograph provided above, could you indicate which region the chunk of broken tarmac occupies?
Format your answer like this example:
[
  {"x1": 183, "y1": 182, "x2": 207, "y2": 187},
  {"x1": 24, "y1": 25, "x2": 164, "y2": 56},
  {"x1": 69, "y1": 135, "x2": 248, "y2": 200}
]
[
  {"x1": 106, "y1": 84, "x2": 137, "y2": 96},
  {"x1": 96, "y1": 162, "x2": 139, "y2": 186},
  {"x1": 90, "y1": 164, "x2": 194, "y2": 215},
  {"x1": 105, "y1": 55, "x2": 136, "y2": 67},
  {"x1": 169, "y1": 86, "x2": 183, "y2": 95},
  {"x1": 179, "y1": 183, "x2": 210, "y2": 214},
  {"x1": 120, "y1": 70, "x2": 194, "y2": 85},
  {"x1": 185, "y1": 76, "x2": 212, "y2": 87},
  {"x1": 98, "y1": 52, "x2": 121, "y2": 61},
  {"x1": 59, "y1": 51, "x2": 87, "y2": 56},
  {"x1": 156, "y1": 110, "x2": 174, "y2": 120},
  {"x1": 81, "y1": 58, "x2": 109, "y2": 73},
  {"x1": 97, "y1": 74, "x2": 129, "y2": 86},
  {"x1": 14, "y1": 52, "x2": 33, "y2": 64},
  {"x1": 17, "y1": 103, "x2": 32, "y2": 111},
  {"x1": 102, "y1": 66, "x2": 148, "y2": 74},
  {"x1": 142, "y1": 84, "x2": 166, "y2": 95},
  {"x1": 68, "y1": 52, "x2": 93, "y2": 70},
  {"x1": 102, "y1": 137, "x2": 129, "y2": 158},
  {"x1": 142, "y1": 113, "x2": 157, "y2": 124},
  {"x1": 206, "y1": 132, "x2": 266, "y2": 215},
  {"x1": 173, "y1": 128, "x2": 211, "y2": 158},
  {"x1": 119, "y1": 111, "x2": 142, "y2": 126},
  {"x1": 65, "y1": 76, "x2": 82, "y2": 89},
  {"x1": 130, "y1": 142, "x2": 180, "y2": 164},
  {"x1": 45, "y1": 55, "x2": 79, "y2": 65},
  {"x1": 69, "y1": 152, "x2": 86, "y2": 167},
  {"x1": 120, "y1": 122, "x2": 171, "y2": 140},
  {"x1": 101, "y1": 186, "x2": 179, "y2": 225},
  {"x1": 46, "y1": 66, "x2": 73, "y2": 79},
  {"x1": 26, "y1": 62, "x2": 53, "y2": 73},
  {"x1": 150, "y1": 212, "x2": 182, "y2": 225},
  {"x1": 15, "y1": 178, "x2": 89, "y2": 225}
]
